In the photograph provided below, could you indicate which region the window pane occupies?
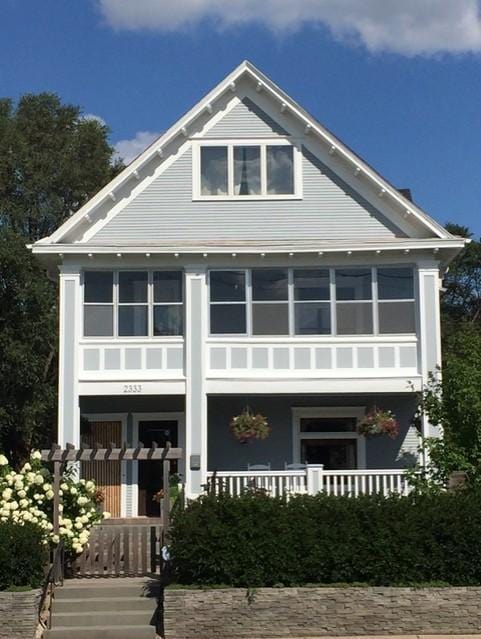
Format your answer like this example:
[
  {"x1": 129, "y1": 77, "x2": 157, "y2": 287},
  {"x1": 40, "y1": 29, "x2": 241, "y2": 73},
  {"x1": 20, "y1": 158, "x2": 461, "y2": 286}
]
[
  {"x1": 378, "y1": 268, "x2": 414, "y2": 300},
  {"x1": 294, "y1": 269, "x2": 330, "y2": 301},
  {"x1": 210, "y1": 271, "x2": 245, "y2": 302},
  {"x1": 233, "y1": 146, "x2": 261, "y2": 195},
  {"x1": 210, "y1": 304, "x2": 246, "y2": 334},
  {"x1": 154, "y1": 271, "x2": 183, "y2": 303},
  {"x1": 119, "y1": 271, "x2": 148, "y2": 303},
  {"x1": 252, "y1": 303, "x2": 289, "y2": 335},
  {"x1": 336, "y1": 302, "x2": 373, "y2": 334},
  {"x1": 300, "y1": 417, "x2": 357, "y2": 433},
  {"x1": 379, "y1": 301, "x2": 416, "y2": 333},
  {"x1": 267, "y1": 146, "x2": 294, "y2": 194},
  {"x1": 295, "y1": 302, "x2": 331, "y2": 335},
  {"x1": 201, "y1": 146, "x2": 228, "y2": 196},
  {"x1": 336, "y1": 269, "x2": 372, "y2": 300},
  {"x1": 84, "y1": 271, "x2": 113, "y2": 303},
  {"x1": 84, "y1": 305, "x2": 113, "y2": 337},
  {"x1": 118, "y1": 306, "x2": 148, "y2": 336},
  {"x1": 154, "y1": 305, "x2": 183, "y2": 336},
  {"x1": 252, "y1": 269, "x2": 288, "y2": 301}
]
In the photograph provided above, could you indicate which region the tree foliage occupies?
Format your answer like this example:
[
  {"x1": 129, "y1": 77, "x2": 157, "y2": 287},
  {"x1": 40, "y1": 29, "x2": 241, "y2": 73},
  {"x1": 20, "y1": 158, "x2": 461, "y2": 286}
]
[
  {"x1": 0, "y1": 93, "x2": 122, "y2": 241},
  {"x1": 0, "y1": 93, "x2": 122, "y2": 463}
]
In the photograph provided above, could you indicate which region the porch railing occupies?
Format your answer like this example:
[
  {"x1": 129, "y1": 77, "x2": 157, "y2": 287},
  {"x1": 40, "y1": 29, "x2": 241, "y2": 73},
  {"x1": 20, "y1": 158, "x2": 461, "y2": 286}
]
[{"x1": 206, "y1": 467, "x2": 414, "y2": 498}]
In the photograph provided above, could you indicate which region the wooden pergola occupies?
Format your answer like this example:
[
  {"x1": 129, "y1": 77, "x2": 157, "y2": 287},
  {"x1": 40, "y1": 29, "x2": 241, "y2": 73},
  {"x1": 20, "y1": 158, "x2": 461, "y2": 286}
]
[{"x1": 41, "y1": 442, "x2": 183, "y2": 534}]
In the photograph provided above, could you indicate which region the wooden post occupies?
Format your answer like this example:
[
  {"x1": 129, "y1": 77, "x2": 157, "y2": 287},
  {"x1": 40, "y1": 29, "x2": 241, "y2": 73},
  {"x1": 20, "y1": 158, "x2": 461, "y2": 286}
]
[
  {"x1": 53, "y1": 461, "x2": 61, "y2": 536},
  {"x1": 162, "y1": 442, "x2": 171, "y2": 530}
]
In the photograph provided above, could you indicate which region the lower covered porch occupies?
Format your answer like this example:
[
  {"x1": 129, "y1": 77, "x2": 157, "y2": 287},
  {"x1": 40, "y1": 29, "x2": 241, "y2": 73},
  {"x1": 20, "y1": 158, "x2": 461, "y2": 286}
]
[
  {"x1": 78, "y1": 391, "x2": 421, "y2": 515},
  {"x1": 207, "y1": 393, "x2": 421, "y2": 497}
]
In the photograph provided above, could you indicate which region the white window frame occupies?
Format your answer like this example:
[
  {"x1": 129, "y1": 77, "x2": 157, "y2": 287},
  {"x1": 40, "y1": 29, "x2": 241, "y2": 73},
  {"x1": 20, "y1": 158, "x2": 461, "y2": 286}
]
[
  {"x1": 291, "y1": 407, "x2": 366, "y2": 469},
  {"x1": 192, "y1": 138, "x2": 303, "y2": 201},
  {"x1": 208, "y1": 266, "x2": 416, "y2": 338},
  {"x1": 82, "y1": 269, "x2": 184, "y2": 340}
]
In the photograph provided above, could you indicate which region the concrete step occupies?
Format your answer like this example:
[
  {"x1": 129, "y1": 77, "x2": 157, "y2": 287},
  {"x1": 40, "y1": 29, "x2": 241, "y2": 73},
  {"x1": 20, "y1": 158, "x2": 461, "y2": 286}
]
[
  {"x1": 45, "y1": 625, "x2": 156, "y2": 639},
  {"x1": 53, "y1": 595, "x2": 157, "y2": 613},
  {"x1": 55, "y1": 578, "x2": 159, "y2": 600},
  {"x1": 51, "y1": 610, "x2": 156, "y2": 628}
]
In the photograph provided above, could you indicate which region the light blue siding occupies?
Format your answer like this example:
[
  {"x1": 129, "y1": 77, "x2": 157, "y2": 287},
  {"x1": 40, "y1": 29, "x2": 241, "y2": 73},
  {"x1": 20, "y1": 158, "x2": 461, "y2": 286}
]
[
  {"x1": 205, "y1": 97, "x2": 288, "y2": 137},
  {"x1": 90, "y1": 146, "x2": 404, "y2": 244},
  {"x1": 207, "y1": 395, "x2": 418, "y2": 471}
]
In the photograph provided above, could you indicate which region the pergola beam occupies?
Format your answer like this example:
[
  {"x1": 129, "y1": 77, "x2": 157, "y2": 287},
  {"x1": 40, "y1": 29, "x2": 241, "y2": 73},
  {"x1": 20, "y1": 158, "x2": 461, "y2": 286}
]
[{"x1": 40, "y1": 444, "x2": 183, "y2": 462}]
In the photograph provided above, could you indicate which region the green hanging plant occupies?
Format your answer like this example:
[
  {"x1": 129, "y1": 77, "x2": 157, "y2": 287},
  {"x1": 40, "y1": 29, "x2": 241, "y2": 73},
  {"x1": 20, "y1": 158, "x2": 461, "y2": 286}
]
[{"x1": 230, "y1": 407, "x2": 271, "y2": 444}]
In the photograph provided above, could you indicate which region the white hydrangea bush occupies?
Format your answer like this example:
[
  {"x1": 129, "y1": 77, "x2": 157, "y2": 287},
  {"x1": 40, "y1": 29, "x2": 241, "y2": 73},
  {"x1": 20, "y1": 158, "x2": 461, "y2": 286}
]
[{"x1": 0, "y1": 451, "x2": 110, "y2": 554}]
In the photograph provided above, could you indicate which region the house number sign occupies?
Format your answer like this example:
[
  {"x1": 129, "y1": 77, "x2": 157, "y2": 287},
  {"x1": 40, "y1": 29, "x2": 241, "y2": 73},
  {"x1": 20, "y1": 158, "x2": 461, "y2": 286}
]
[{"x1": 123, "y1": 384, "x2": 142, "y2": 393}]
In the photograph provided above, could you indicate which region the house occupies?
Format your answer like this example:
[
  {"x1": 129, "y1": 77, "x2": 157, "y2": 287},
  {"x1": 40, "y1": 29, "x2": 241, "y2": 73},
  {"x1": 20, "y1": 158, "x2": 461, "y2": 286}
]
[{"x1": 31, "y1": 61, "x2": 466, "y2": 517}]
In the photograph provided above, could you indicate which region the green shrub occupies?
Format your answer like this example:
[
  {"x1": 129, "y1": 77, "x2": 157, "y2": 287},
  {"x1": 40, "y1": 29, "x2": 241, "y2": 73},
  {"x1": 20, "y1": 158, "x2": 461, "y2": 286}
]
[
  {"x1": 0, "y1": 520, "x2": 48, "y2": 590},
  {"x1": 170, "y1": 491, "x2": 481, "y2": 587}
]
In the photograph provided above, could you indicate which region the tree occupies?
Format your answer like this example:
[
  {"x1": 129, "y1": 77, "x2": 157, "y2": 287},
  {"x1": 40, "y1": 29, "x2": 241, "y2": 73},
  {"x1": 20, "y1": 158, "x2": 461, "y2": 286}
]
[
  {"x1": 442, "y1": 223, "x2": 481, "y2": 326},
  {"x1": 0, "y1": 93, "x2": 122, "y2": 241},
  {"x1": 0, "y1": 93, "x2": 123, "y2": 463}
]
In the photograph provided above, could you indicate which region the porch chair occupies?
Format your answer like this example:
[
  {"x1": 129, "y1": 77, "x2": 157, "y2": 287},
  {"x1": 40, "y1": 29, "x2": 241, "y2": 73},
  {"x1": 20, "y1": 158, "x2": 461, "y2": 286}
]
[
  {"x1": 247, "y1": 463, "x2": 271, "y2": 471},
  {"x1": 284, "y1": 462, "x2": 306, "y2": 470}
]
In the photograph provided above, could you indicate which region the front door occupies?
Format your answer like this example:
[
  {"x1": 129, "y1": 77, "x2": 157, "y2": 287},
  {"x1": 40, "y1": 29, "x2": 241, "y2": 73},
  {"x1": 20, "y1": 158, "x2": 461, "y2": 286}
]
[
  {"x1": 137, "y1": 420, "x2": 178, "y2": 517},
  {"x1": 301, "y1": 438, "x2": 357, "y2": 470}
]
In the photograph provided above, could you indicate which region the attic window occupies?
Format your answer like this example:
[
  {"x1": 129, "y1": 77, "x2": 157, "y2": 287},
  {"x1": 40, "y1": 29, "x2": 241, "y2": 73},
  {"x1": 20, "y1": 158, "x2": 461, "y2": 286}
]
[{"x1": 196, "y1": 140, "x2": 300, "y2": 199}]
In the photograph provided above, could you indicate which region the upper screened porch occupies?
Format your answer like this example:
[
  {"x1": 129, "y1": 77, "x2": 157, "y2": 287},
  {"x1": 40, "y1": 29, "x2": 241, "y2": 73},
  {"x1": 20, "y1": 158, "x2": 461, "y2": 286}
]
[{"x1": 76, "y1": 261, "x2": 425, "y2": 395}]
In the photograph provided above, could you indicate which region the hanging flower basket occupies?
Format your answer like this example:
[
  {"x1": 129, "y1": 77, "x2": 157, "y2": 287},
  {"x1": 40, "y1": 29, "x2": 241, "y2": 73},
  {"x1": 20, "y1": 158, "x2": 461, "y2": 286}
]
[
  {"x1": 230, "y1": 408, "x2": 271, "y2": 444},
  {"x1": 358, "y1": 408, "x2": 399, "y2": 439}
]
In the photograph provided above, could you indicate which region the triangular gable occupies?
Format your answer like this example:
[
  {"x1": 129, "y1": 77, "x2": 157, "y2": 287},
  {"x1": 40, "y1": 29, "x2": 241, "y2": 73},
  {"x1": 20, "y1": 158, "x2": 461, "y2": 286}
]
[{"x1": 37, "y1": 60, "x2": 453, "y2": 248}]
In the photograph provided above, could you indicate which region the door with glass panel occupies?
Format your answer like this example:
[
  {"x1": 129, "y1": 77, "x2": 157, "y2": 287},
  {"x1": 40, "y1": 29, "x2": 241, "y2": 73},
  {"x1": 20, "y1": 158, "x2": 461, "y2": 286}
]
[{"x1": 298, "y1": 416, "x2": 360, "y2": 470}]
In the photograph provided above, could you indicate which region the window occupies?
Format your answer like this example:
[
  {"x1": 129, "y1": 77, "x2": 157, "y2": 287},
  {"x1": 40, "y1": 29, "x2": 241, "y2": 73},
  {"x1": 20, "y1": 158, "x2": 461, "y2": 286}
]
[
  {"x1": 153, "y1": 271, "x2": 183, "y2": 336},
  {"x1": 83, "y1": 271, "x2": 113, "y2": 337},
  {"x1": 252, "y1": 269, "x2": 289, "y2": 335},
  {"x1": 197, "y1": 141, "x2": 297, "y2": 198},
  {"x1": 83, "y1": 271, "x2": 184, "y2": 338},
  {"x1": 293, "y1": 408, "x2": 366, "y2": 469},
  {"x1": 336, "y1": 269, "x2": 373, "y2": 335},
  {"x1": 294, "y1": 269, "x2": 330, "y2": 335},
  {"x1": 118, "y1": 271, "x2": 148, "y2": 337},
  {"x1": 377, "y1": 268, "x2": 415, "y2": 333},
  {"x1": 209, "y1": 271, "x2": 246, "y2": 334},
  {"x1": 208, "y1": 267, "x2": 416, "y2": 337}
]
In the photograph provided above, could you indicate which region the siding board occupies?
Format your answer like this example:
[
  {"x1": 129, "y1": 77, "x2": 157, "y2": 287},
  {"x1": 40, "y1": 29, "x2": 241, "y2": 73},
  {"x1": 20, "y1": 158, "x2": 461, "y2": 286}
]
[{"x1": 205, "y1": 97, "x2": 288, "y2": 137}]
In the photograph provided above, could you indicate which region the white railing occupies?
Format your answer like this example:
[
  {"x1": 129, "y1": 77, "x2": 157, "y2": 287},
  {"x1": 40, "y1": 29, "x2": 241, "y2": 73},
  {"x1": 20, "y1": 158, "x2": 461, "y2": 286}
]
[{"x1": 206, "y1": 467, "x2": 414, "y2": 498}]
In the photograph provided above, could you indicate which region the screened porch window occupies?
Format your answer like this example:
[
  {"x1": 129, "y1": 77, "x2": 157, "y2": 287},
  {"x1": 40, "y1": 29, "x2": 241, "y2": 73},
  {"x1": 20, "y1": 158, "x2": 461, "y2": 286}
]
[
  {"x1": 83, "y1": 270, "x2": 184, "y2": 338},
  {"x1": 208, "y1": 267, "x2": 415, "y2": 337},
  {"x1": 209, "y1": 270, "x2": 247, "y2": 334}
]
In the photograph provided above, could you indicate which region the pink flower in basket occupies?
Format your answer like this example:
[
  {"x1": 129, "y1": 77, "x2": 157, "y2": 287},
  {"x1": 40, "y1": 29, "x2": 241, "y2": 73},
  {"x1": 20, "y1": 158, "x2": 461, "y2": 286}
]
[
  {"x1": 230, "y1": 408, "x2": 271, "y2": 444},
  {"x1": 358, "y1": 408, "x2": 399, "y2": 439}
]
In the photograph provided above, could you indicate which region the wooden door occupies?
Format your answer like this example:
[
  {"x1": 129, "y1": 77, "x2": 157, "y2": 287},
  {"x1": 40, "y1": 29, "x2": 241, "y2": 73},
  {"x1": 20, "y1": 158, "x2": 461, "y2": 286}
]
[{"x1": 82, "y1": 421, "x2": 122, "y2": 518}]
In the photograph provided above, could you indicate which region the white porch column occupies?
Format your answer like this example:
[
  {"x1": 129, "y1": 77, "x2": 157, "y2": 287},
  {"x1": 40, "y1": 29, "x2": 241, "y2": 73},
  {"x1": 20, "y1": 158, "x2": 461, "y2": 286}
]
[
  {"x1": 184, "y1": 266, "x2": 208, "y2": 498},
  {"x1": 58, "y1": 265, "x2": 81, "y2": 449},
  {"x1": 417, "y1": 262, "x2": 442, "y2": 443}
]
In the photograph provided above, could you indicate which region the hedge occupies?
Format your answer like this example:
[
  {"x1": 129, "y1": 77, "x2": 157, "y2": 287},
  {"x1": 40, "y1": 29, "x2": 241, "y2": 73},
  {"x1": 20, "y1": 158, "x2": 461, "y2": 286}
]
[
  {"x1": 0, "y1": 520, "x2": 48, "y2": 590},
  {"x1": 170, "y1": 491, "x2": 481, "y2": 587}
]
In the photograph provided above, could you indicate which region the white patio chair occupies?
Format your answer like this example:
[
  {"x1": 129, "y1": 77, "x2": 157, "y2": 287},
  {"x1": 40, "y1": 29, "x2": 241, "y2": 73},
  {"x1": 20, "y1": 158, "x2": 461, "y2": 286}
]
[
  {"x1": 247, "y1": 463, "x2": 271, "y2": 471},
  {"x1": 284, "y1": 462, "x2": 306, "y2": 470}
]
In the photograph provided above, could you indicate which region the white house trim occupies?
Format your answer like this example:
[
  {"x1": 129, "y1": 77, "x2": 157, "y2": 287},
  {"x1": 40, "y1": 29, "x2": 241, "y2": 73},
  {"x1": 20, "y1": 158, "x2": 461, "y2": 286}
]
[{"x1": 291, "y1": 406, "x2": 366, "y2": 469}]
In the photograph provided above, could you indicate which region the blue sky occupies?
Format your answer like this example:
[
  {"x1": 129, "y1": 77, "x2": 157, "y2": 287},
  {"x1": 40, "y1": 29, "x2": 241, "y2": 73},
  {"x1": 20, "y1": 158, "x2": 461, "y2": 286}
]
[{"x1": 1, "y1": 0, "x2": 481, "y2": 236}]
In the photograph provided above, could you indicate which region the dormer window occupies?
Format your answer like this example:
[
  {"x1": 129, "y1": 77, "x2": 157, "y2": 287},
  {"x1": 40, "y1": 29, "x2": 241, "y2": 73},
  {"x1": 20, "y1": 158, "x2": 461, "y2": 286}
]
[{"x1": 194, "y1": 139, "x2": 300, "y2": 199}]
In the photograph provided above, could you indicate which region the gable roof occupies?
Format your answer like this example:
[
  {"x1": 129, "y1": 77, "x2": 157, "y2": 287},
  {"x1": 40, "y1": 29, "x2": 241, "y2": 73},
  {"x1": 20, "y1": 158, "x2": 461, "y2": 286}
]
[{"x1": 33, "y1": 60, "x2": 462, "y2": 254}]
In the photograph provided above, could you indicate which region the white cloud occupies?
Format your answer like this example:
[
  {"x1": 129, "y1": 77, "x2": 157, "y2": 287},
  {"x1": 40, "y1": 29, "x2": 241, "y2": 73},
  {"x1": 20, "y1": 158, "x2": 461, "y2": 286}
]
[
  {"x1": 114, "y1": 130, "x2": 160, "y2": 164},
  {"x1": 98, "y1": 0, "x2": 481, "y2": 56}
]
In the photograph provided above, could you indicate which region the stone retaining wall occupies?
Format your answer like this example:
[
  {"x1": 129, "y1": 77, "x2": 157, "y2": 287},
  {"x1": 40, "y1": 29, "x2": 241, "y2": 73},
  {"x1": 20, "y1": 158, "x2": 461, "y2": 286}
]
[
  {"x1": 0, "y1": 589, "x2": 40, "y2": 639},
  {"x1": 164, "y1": 586, "x2": 481, "y2": 638}
]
